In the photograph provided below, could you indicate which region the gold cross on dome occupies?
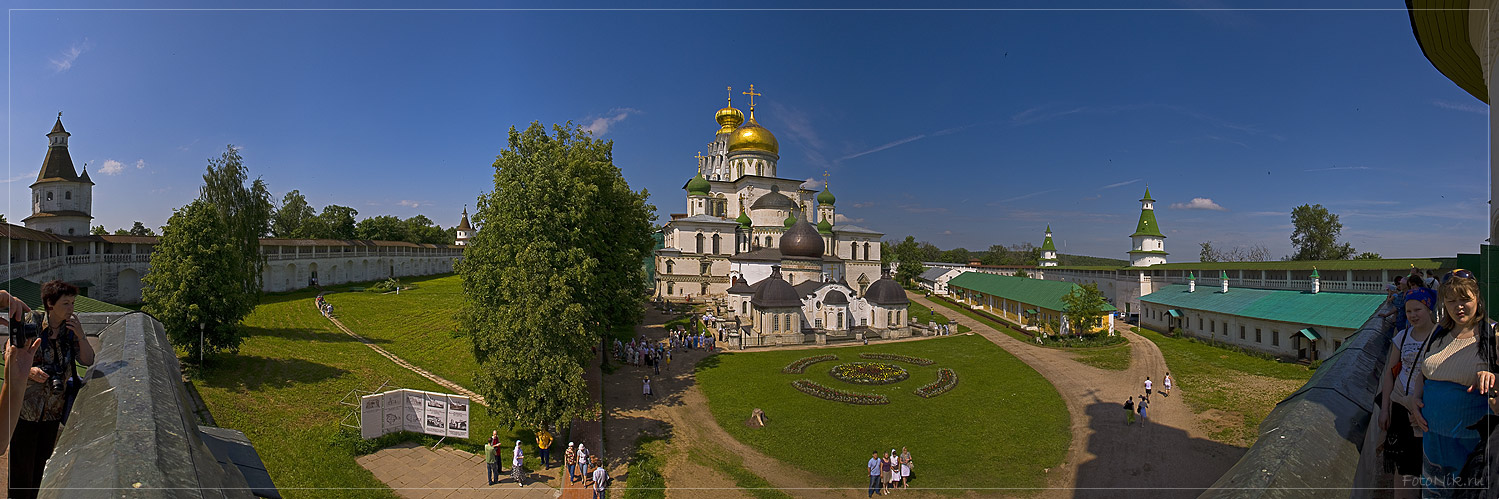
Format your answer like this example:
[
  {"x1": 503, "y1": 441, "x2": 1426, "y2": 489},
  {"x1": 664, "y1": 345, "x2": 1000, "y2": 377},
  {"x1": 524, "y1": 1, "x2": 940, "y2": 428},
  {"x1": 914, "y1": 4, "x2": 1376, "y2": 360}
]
[
  {"x1": 823, "y1": 170, "x2": 830, "y2": 189},
  {"x1": 695, "y1": 151, "x2": 705, "y2": 161},
  {"x1": 725, "y1": 86, "x2": 733, "y2": 105},
  {"x1": 742, "y1": 84, "x2": 760, "y2": 108}
]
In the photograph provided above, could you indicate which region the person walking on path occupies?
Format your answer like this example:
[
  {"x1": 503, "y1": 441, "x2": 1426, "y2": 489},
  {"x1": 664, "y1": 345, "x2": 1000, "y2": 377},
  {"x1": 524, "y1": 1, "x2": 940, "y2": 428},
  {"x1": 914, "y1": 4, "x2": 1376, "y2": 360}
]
[
  {"x1": 1164, "y1": 373, "x2": 1173, "y2": 397},
  {"x1": 1144, "y1": 377, "x2": 1153, "y2": 401},
  {"x1": 591, "y1": 457, "x2": 608, "y2": 499},
  {"x1": 899, "y1": 447, "x2": 913, "y2": 488},
  {"x1": 1123, "y1": 397, "x2": 1136, "y2": 425},
  {"x1": 511, "y1": 440, "x2": 526, "y2": 487},
  {"x1": 565, "y1": 442, "x2": 577, "y2": 483},
  {"x1": 643, "y1": 376, "x2": 653, "y2": 398},
  {"x1": 579, "y1": 444, "x2": 590, "y2": 480},
  {"x1": 1138, "y1": 395, "x2": 1150, "y2": 425},
  {"x1": 867, "y1": 452, "x2": 882, "y2": 497},
  {"x1": 484, "y1": 437, "x2": 498, "y2": 485},
  {"x1": 536, "y1": 428, "x2": 553, "y2": 469}
]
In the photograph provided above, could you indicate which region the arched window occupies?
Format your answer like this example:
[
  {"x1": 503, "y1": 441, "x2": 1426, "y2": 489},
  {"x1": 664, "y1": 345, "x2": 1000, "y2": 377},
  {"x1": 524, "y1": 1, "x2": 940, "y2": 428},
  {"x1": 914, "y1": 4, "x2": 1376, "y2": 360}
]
[
  {"x1": 46, "y1": 192, "x2": 53, "y2": 201},
  {"x1": 667, "y1": 282, "x2": 674, "y2": 295},
  {"x1": 712, "y1": 234, "x2": 721, "y2": 254},
  {"x1": 701, "y1": 282, "x2": 709, "y2": 295},
  {"x1": 765, "y1": 236, "x2": 772, "y2": 248},
  {"x1": 64, "y1": 191, "x2": 71, "y2": 200},
  {"x1": 851, "y1": 242, "x2": 858, "y2": 259},
  {"x1": 742, "y1": 302, "x2": 748, "y2": 313},
  {"x1": 864, "y1": 242, "x2": 871, "y2": 261},
  {"x1": 838, "y1": 312, "x2": 844, "y2": 328},
  {"x1": 696, "y1": 233, "x2": 705, "y2": 254},
  {"x1": 666, "y1": 261, "x2": 674, "y2": 274},
  {"x1": 887, "y1": 311, "x2": 893, "y2": 324}
]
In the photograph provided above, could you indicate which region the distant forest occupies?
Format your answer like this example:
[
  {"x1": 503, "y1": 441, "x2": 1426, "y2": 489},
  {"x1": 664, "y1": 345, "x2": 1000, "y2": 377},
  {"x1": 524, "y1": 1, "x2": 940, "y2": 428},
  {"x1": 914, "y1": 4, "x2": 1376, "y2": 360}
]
[{"x1": 899, "y1": 240, "x2": 1129, "y2": 267}]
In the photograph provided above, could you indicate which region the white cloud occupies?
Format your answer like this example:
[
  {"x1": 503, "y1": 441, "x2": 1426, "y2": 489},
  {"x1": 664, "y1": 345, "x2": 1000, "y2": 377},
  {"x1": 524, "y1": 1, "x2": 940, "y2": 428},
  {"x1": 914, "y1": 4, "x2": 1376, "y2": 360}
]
[
  {"x1": 1433, "y1": 99, "x2": 1487, "y2": 115},
  {"x1": 801, "y1": 178, "x2": 822, "y2": 190},
  {"x1": 0, "y1": 174, "x2": 32, "y2": 184},
  {"x1": 839, "y1": 134, "x2": 926, "y2": 162},
  {"x1": 581, "y1": 108, "x2": 641, "y2": 136},
  {"x1": 1099, "y1": 178, "x2": 1141, "y2": 190},
  {"x1": 993, "y1": 189, "x2": 1058, "y2": 204},
  {"x1": 834, "y1": 214, "x2": 864, "y2": 224},
  {"x1": 1169, "y1": 197, "x2": 1227, "y2": 211},
  {"x1": 99, "y1": 160, "x2": 124, "y2": 175},
  {"x1": 134, "y1": 159, "x2": 146, "y2": 169},
  {"x1": 851, "y1": 202, "x2": 876, "y2": 209},
  {"x1": 397, "y1": 200, "x2": 426, "y2": 208},
  {"x1": 50, "y1": 39, "x2": 91, "y2": 72}
]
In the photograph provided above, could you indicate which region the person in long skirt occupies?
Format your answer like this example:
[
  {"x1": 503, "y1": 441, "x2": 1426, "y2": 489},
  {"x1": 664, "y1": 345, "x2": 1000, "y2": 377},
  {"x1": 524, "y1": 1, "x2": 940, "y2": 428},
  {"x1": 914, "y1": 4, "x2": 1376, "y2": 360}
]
[
  {"x1": 899, "y1": 447, "x2": 912, "y2": 488},
  {"x1": 511, "y1": 440, "x2": 526, "y2": 486},
  {"x1": 888, "y1": 449, "x2": 901, "y2": 489}
]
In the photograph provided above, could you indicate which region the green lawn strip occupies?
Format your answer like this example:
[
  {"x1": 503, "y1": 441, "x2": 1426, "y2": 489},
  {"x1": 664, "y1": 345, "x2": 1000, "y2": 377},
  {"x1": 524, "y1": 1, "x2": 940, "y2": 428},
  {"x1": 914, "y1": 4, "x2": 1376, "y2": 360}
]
[
  {"x1": 925, "y1": 296, "x2": 1033, "y2": 343},
  {"x1": 623, "y1": 435, "x2": 667, "y2": 499},
  {"x1": 1132, "y1": 327, "x2": 1312, "y2": 445},
  {"x1": 686, "y1": 448, "x2": 794, "y2": 499},
  {"x1": 696, "y1": 334, "x2": 1067, "y2": 493},
  {"x1": 906, "y1": 301, "x2": 971, "y2": 334},
  {"x1": 192, "y1": 287, "x2": 546, "y2": 498},
  {"x1": 925, "y1": 296, "x2": 1114, "y2": 348},
  {"x1": 1071, "y1": 343, "x2": 1131, "y2": 371},
  {"x1": 322, "y1": 274, "x2": 480, "y2": 393}
]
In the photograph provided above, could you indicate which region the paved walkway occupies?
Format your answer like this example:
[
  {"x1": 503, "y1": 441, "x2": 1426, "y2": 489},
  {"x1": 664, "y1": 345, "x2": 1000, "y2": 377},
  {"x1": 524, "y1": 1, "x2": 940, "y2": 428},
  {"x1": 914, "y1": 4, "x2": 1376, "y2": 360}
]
[
  {"x1": 559, "y1": 346, "x2": 606, "y2": 499},
  {"x1": 909, "y1": 292, "x2": 1244, "y2": 498},
  {"x1": 358, "y1": 442, "x2": 560, "y2": 498}
]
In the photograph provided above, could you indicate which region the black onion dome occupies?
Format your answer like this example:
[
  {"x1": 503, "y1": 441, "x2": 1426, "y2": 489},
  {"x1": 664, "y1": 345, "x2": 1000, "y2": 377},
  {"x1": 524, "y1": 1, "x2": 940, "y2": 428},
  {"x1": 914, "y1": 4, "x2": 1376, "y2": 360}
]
[
  {"x1": 751, "y1": 267, "x2": 802, "y2": 308},
  {"x1": 865, "y1": 277, "x2": 909, "y2": 306},
  {"x1": 823, "y1": 290, "x2": 849, "y2": 305},
  {"x1": 750, "y1": 184, "x2": 797, "y2": 211},
  {"x1": 726, "y1": 275, "x2": 754, "y2": 294},
  {"x1": 780, "y1": 217, "x2": 824, "y2": 258}
]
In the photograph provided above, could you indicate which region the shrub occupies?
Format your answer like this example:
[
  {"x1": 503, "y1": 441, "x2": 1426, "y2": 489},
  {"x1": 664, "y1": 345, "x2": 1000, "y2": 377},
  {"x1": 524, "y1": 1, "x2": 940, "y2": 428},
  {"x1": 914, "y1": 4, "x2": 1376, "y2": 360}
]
[
  {"x1": 914, "y1": 368, "x2": 959, "y2": 398},
  {"x1": 367, "y1": 278, "x2": 401, "y2": 293},
  {"x1": 782, "y1": 354, "x2": 837, "y2": 374},
  {"x1": 858, "y1": 352, "x2": 936, "y2": 366},
  {"x1": 1308, "y1": 359, "x2": 1323, "y2": 370},
  {"x1": 1170, "y1": 327, "x2": 1185, "y2": 338},
  {"x1": 790, "y1": 379, "x2": 889, "y2": 405}
]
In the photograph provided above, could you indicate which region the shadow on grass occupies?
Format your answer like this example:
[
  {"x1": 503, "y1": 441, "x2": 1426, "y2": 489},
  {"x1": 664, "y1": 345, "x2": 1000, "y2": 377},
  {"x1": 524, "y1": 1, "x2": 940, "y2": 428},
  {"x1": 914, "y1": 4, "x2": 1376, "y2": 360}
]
[
  {"x1": 1073, "y1": 400, "x2": 1246, "y2": 499},
  {"x1": 243, "y1": 325, "x2": 392, "y2": 344},
  {"x1": 196, "y1": 354, "x2": 350, "y2": 391}
]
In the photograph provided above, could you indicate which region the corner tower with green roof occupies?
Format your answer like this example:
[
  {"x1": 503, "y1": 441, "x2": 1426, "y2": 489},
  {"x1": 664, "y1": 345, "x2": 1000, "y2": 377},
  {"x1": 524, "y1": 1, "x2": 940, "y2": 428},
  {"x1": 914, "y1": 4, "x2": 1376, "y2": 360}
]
[
  {"x1": 1039, "y1": 225, "x2": 1058, "y2": 267},
  {"x1": 1128, "y1": 187, "x2": 1168, "y2": 267}
]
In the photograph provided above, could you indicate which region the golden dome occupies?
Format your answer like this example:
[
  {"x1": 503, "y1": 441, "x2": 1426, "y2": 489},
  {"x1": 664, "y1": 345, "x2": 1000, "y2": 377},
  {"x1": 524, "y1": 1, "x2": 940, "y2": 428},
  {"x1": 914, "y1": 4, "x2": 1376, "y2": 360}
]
[
  {"x1": 727, "y1": 112, "x2": 778, "y2": 155},
  {"x1": 716, "y1": 105, "x2": 744, "y2": 134}
]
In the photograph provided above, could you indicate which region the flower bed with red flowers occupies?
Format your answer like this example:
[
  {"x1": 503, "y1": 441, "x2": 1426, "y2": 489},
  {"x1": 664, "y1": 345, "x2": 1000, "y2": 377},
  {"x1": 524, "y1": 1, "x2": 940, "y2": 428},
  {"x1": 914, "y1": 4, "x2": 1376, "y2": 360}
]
[
  {"x1": 782, "y1": 354, "x2": 838, "y2": 374},
  {"x1": 790, "y1": 379, "x2": 889, "y2": 405},
  {"x1": 858, "y1": 353, "x2": 936, "y2": 366},
  {"x1": 914, "y1": 368, "x2": 958, "y2": 398},
  {"x1": 829, "y1": 362, "x2": 909, "y2": 385}
]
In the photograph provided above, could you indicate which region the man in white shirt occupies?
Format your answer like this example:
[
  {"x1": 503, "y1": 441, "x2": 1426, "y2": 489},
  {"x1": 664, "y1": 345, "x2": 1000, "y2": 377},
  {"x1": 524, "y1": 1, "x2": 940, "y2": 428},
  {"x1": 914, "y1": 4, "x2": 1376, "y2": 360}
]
[
  {"x1": 591, "y1": 459, "x2": 608, "y2": 499},
  {"x1": 1144, "y1": 377, "x2": 1153, "y2": 401}
]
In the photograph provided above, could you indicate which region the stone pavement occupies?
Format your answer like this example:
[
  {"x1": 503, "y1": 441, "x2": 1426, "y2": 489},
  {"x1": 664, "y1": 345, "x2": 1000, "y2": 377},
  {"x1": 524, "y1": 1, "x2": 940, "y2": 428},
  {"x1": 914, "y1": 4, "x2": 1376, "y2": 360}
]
[
  {"x1": 358, "y1": 442, "x2": 561, "y2": 498},
  {"x1": 559, "y1": 347, "x2": 606, "y2": 499}
]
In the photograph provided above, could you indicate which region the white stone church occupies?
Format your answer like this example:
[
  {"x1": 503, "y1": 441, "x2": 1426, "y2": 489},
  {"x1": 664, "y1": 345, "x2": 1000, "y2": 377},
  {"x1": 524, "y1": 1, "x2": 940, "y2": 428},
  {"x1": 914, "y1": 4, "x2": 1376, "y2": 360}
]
[{"x1": 654, "y1": 88, "x2": 910, "y2": 346}]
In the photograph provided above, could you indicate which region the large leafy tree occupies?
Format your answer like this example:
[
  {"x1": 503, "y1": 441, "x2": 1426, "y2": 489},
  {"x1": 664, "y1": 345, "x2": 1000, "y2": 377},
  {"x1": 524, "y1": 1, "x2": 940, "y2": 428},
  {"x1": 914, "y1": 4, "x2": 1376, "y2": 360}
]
[
  {"x1": 90, "y1": 225, "x2": 107, "y2": 235},
  {"x1": 143, "y1": 145, "x2": 271, "y2": 358},
  {"x1": 128, "y1": 221, "x2": 156, "y2": 236},
  {"x1": 891, "y1": 236, "x2": 924, "y2": 285},
  {"x1": 939, "y1": 247, "x2": 971, "y2": 264},
  {"x1": 315, "y1": 204, "x2": 359, "y2": 239},
  {"x1": 1061, "y1": 282, "x2": 1108, "y2": 336},
  {"x1": 272, "y1": 190, "x2": 317, "y2": 238},
  {"x1": 1290, "y1": 204, "x2": 1356, "y2": 260},
  {"x1": 458, "y1": 122, "x2": 655, "y2": 429},
  {"x1": 356, "y1": 215, "x2": 408, "y2": 242},
  {"x1": 403, "y1": 215, "x2": 448, "y2": 245}
]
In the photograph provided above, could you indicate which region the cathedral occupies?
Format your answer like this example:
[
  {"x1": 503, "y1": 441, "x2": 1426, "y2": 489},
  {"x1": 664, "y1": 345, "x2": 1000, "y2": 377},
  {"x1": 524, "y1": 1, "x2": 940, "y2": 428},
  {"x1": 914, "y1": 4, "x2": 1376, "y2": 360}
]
[{"x1": 654, "y1": 87, "x2": 909, "y2": 347}]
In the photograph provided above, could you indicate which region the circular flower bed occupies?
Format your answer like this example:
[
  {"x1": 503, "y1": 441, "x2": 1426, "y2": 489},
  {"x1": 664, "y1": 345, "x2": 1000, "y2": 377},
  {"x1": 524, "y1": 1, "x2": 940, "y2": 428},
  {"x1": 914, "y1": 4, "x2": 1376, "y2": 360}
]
[
  {"x1": 829, "y1": 362, "x2": 909, "y2": 385},
  {"x1": 791, "y1": 379, "x2": 889, "y2": 405},
  {"x1": 859, "y1": 352, "x2": 936, "y2": 366},
  {"x1": 782, "y1": 354, "x2": 837, "y2": 374},
  {"x1": 914, "y1": 368, "x2": 959, "y2": 398}
]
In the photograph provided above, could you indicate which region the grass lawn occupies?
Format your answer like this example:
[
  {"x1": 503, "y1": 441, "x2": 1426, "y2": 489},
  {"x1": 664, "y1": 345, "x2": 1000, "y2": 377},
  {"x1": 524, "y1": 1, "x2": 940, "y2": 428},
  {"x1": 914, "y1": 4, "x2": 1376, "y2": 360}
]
[
  {"x1": 696, "y1": 334, "x2": 1068, "y2": 492},
  {"x1": 1133, "y1": 327, "x2": 1313, "y2": 445},
  {"x1": 926, "y1": 296, "x2": 1122, "y2": 348},
  {"x1": 1072, "y1": 343, "x2": 1131, "y2": 371},
  {"x1": 907, "y1": 300, "x2": 971, "y2": 334},
  {"x1": 322, "y1": 274, "x2": 479, "y2": 392},
  {"x1": 623, "y1": 435, "x2": 667, "y2": 499},
  {"x1": 190, "y1": 285, "x2": 547, "y2": 498},
  {"x1": 687, "y1": 447, "x2": 793, "y2": 499}
]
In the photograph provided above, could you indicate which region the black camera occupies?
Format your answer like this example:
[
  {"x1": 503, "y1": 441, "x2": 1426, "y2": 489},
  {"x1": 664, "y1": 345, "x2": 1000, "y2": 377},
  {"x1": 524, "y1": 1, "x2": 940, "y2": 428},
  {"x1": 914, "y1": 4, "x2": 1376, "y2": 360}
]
[{"x1": 9, "y1": 312, "x2": 41, "y2": 349}]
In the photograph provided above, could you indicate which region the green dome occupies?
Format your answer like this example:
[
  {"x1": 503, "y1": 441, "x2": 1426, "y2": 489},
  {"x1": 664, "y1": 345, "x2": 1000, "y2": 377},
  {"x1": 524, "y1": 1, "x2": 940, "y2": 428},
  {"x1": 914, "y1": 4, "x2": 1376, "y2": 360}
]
[
  {"x1": 817, "y1": 219, "x2": 833, "y2": 234},
  {"x1": 686, "y1": 175, "x2": 711, "y2": 196},
  {"x1": 737, "y1": 211, "x2": 752, "y2": 227},
  {"x1": 817, "y1": 187, "x2": 836, "y2": 205},
  {"x1": 784, "y1": 213, "x2": 798, "y2": 227}
]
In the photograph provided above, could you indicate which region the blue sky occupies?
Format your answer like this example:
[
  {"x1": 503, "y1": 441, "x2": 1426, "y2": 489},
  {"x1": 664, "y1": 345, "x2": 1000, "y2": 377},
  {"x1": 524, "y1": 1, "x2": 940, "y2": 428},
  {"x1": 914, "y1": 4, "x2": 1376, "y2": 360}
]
[{"x1": 3, "y1": 3, "x2": 1488, "y2": 260}]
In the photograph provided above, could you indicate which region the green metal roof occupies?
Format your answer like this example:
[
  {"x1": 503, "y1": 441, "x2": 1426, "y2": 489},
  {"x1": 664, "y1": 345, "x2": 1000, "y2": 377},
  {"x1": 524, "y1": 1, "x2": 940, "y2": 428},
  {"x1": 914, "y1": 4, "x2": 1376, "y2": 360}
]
[
  {"x1": 817, "y1": 219, "x2": 833, "y2": 234},
  {"x1": 1297, "y1": 328, "x2": 1321, "y2": 341},
  {"x1": 817, "y1": 187, "x2": 836, "y2": 205},
  {"x1": 736, "y1": 211, "x2": 752, "y2": 227},
  {"x1": 1056, "y1": 257, "x2": 1457, "y2": 272},
  {"x1": 1167, "y1": 309, "x2": 1182, "y2": 318},
  {"x1": 1140, "y1": 284, "x2": 1383, "y2": 330},
  {"x1": 1040, "y1": 228, "x2": 1057, "y2": 252},
  {"x1": 686, "y1": 175, "x2": 711, "y2": 196},
  {"x1": 0, "y1": 278, "x2": 131, "y2": 313},
  {"x1": 1141, "y1": 187, "x2": 1154, "y2": 203},
  {"x1": 1131, "y1": 208, "x2": 1165, "y2": 238},
  {"x1": 948, "y1": 272, "x2": 1118, "y2": 313}
]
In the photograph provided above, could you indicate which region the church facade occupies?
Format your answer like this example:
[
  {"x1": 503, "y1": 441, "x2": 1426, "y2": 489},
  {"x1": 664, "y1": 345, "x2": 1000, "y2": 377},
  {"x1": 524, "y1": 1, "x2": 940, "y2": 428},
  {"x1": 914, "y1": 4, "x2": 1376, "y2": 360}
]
[{"x1": 654, "y1": 88, "x2": 909, "y2": 345}]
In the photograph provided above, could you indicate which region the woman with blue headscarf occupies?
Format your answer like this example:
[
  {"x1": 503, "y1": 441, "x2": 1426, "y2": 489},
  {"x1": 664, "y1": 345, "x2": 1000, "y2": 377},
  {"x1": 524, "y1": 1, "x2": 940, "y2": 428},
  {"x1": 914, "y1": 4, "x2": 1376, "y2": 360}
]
[
  {"x1": 1407, "y1": 270, "x2": 1497, "y2": 497},
  {"x1": 1380, "y1": 286, "x2": 1438, "y2": 498}
]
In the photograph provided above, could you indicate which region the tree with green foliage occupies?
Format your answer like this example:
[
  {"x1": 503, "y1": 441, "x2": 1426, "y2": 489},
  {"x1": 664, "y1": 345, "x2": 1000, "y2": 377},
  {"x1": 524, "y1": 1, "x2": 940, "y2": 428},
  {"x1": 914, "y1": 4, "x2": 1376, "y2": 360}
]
[
  {"x1": 1061, "y1": 283, "x2": 1107, "y2": 336},
  {"x1": 315, "y1": 205, "x2": 359, "y2": 239},
  {"x1": 1014, "y1": 269, "x2": 1030, "y2": 279},
  {"x1": 880, "y1": 241, "x2": 893, "y2": 265},
  {"x1": 940, "y1": 247, "x2": 971, "y2": 264},
  {"x1": 1199, "y1": 241, "x2": 1217, "y2": 263},
  {"x1": 143, "y1": 145, "x2": 272, "y2": 358},
  {"x1": 356, "y1": 215, "x2": 407, "y2": 242},
  {"x1": 403, "y1": 215, "x2": 448, "y2": 245},
  {"x1": 90, "y1": 225, "x2": 107, "y2": 235},
  {"x1": 128, "y1": 221, "x2": 156, "y2": 236},
  {"x1": 112, "y1": 228, "x2": 129, "y2": 235},
  {"x1": 1290, "y1": 204, "x2": 1356, "y2": 261},
  {"x1": 917, "y1": 242, "x2": 942, "y2": 263},
  {"x1": 1354, "y1": 251, "x2": 1382, "y2": 260},
  {"x1": 458, "y1": 122, "x2": 656, "y2": 429},
  {"x1": 891, "y1": 236, "x2": 925, "y2": 285},
  {"x1": 272, "y1": 190, "x2": 317, "y2": 238}
]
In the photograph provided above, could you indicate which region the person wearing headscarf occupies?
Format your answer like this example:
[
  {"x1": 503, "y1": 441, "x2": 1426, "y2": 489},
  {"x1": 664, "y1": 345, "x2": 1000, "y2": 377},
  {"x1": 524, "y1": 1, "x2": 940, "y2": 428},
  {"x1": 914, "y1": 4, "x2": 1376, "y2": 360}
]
[
  {"x1": 565, "y1": 442, "x2": 578, "y2": 483},
  {"x1": 1407, "y1": 270, "x2": 1496, "y2": 497},
  {"x1": 888, "y1": 449, "x2": 901, "y2": 488},
  {"x1": 511, "y1": 440, "x2": 526, "y2": 486},
  {"x1": 578, "y1": 444, "x2": 590, "y2": 482},
  {"x1": 1379, "y1": 286, "x2": 1438, "y2": 499}
]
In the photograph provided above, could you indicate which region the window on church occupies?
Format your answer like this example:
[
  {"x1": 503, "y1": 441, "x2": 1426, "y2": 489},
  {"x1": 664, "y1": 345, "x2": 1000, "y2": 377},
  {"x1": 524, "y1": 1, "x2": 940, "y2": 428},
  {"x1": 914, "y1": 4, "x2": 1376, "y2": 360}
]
[
  {"x1": 46, "y1": 192, "x2": 53, "y2": 201},
  {"x1": 887, "y1": 311, "x2": 892, "y2": 325},
  {"x1": 712, "y1": 234, "x2": 721, "y2": 254},
  {"x1": 666, "y1": 261, "x2": 673, "y2": 274},
  {"x1": 851, "y1": 242, "x2": 858, "y2": 259},
  {"x1": 765, "y1": 236, "x2": 772, "y2": 248},
  {"x1": 68, "y1": 229, "x2": 74, "y2": 236},
  {"x1": 696, "y1": 233, "x2": 705, "y2": 254},
  {"x1": 701, "y1": 282, "x2": 709, "y2": 295},
  {"x1": 1273, "y1": 331, "x2": 1280, "y2": 346},
  {"x1": 701, "y1": 262, "x2": 710, "y2": 275},
  {"x1": 667, "y1": 282, "x2": 674, "y2": 295},
  {"x1": 742, "y1": 302, "x2": 747, "y2": 313},
  {"x1": 863, "y1": 242, "x2": 871, "y2": 261},
  {"x1": 65, "y1": 191, "x2": 71, "y2": 200}
]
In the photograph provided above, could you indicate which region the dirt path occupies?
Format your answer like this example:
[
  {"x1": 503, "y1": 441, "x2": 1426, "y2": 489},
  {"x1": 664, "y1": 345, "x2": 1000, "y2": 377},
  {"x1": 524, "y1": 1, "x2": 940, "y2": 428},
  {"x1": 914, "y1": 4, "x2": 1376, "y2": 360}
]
[{"x1": 908, "y1": 292, "x2": 1245, "y2": 498}]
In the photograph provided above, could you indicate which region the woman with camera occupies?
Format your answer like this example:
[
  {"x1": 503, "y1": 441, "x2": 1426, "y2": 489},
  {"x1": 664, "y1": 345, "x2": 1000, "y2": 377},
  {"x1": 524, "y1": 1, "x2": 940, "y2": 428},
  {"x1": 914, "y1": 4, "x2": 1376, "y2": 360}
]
[{"x1": 8, "y1": 280, "x2": 94, "y2": 499}]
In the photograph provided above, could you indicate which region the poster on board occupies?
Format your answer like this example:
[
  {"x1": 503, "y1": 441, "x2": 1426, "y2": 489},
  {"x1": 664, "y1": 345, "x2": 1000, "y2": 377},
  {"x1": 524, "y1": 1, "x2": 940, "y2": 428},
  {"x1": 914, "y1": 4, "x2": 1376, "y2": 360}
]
[
  {"x1": 360, "y1": 394, "x2": 383, "y2": 439},
  {"x1": 445, "y1": 394, "x2": 470, "y2": 438},
  {"x1": 404, "y1": 390, "x2": 426, "y2": 434},
  {"x1": 382, "y1": 390, "x2": 404, "y2": 436},
  {"x1": 424, "y1": 391, "x2": 448, "y2": 435}
]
